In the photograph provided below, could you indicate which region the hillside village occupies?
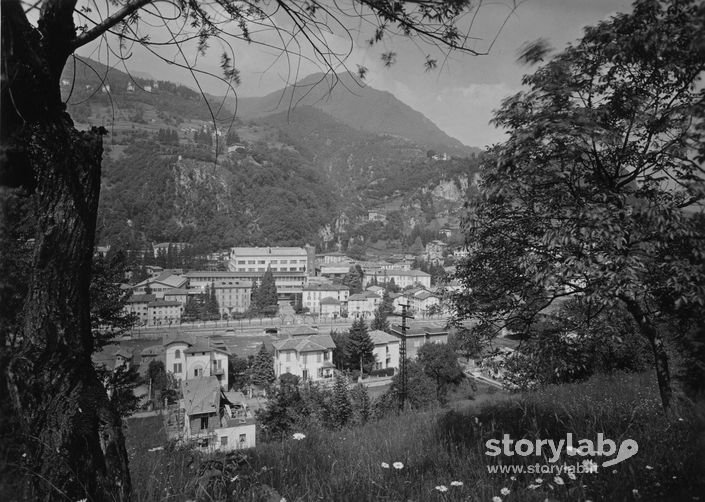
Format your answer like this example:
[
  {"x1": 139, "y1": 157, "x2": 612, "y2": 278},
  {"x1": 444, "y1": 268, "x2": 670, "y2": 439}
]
[{"x1": 96, "y1": 243, "x2": 494, "y2": 454}]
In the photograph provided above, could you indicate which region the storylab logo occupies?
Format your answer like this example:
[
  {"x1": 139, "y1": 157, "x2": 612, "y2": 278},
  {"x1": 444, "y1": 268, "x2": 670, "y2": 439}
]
[{"x1": 485, "y1": 433, "x2": 638, "y2": 468}]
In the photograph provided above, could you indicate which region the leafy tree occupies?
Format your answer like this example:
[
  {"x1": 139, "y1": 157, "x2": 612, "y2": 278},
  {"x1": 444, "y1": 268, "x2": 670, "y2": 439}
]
[
  {"x1": 381, "y1": 360, "x2": 437, "y2": 412},
  {"x1": 454, "y1": 0, "x2": 705, "y2": 413},
  {"x1": 370, "y1": 304, "x2": 390, "y2": 332},
  {"x1": 98, "y1": 364, "x2": 143, "y2": 418},
  {"x1": 0, "y1": 0, "x2": 515, "y2": 496},
  {"x1": 251, "y1": 343, "x2": 276, "y2": 388},
  {"x1": 499, "y1": 300, "x2": 652, "y2": 391},
  {"x1": 409, "y1": 236, "x2": 425, "y2": 256},
  {"x1": 450, "y1": 326, "x2": 485, "y2": 362},
  {"x1": 417, "y1": 343, "x2": 464, "y2": 400},
  {"x1": 183, "y1": 295, "x2": 200, "y2": 322},
  {"x1": 256, "y1": 382, "x2": 304, "y2": 441},
  {"x1": 148, "y1": 360, "x2": 168, "y2": 395},
  {"x1": 279, "y1": 372, "x2": 300, "y2": 391},
  {"x1": 228, "y1": 355, "x2": 251, "y2": 390},
  {"x1": 346, "y1": 319, "x2": 375, "y2": 375},
  {"x1": 385, "y1": 278, "x2": 400, "y2": 294},
  {"x1": 342, "y1": 265, "x2": 364, "y2": 294}
]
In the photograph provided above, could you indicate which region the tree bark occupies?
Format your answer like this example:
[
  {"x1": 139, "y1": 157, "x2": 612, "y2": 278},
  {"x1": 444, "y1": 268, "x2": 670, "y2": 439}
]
[
  {"x1": 1, "y1": 1, "x2": 131, "y2": 500},
  {"x1": 623, "y1": 298, "x2": 673, "y2": 413}
]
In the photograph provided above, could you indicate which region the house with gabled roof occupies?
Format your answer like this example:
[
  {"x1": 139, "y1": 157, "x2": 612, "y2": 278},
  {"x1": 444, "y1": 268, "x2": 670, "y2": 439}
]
[
  {"x1": 131, "y1": 272, "x2": 188, "y2": 298},
  {"x1": 368, "y1": 330, "x2": 400, "y2": 372},
  {"x1": 272, "y1": 333, "x2": 336, "y2": 382},
  {"x1": 348, "y1": 291, "x2": 382, "y2": 319},
  {"x1": 177, "y1": 376, "x2": 255, "y2": 451},
  {"x1": 164, "y1": 335, "x2": 230, "y2": 389},
  {"x1": 390, "y1": 323, "x2": 449, "y2": 359}
]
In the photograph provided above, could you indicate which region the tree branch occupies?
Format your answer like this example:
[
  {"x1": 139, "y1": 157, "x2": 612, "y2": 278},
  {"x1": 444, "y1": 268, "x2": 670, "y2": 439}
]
[{"x1": 71, "y1": 0, "x2": 154, "y2": 51}]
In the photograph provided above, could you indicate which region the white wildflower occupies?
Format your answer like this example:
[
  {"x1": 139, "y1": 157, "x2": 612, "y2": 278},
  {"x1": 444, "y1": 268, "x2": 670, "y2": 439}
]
[
  {"x1": 450, "y1": 481, "x2": 464, "y2": 487},
  {"x1": 500, "y1": 487, "x2": 510, "y2": 495},
  {"x1": 582, "y1": 459, "x2": 598, "y2": 473},
  {"x1": 528, "y1": 484, "x2": 539, "y2": 490},
  {"x1": 492, "y1": 497, "x2": 502, "y2": 502},
  {"x1": 381, "y1": 462, "x2": 390, "y2": 469},
  {"x1": 292, "y1": 433, "x2": 306, "y2": 440},
  {"x1": 535, "y1": 478, "x2": 543, "y2": 484},
  {"x1": 435, "y1": 485, "x2": 448, "y2": 492},
  {"x1": 393, "y1": 461, "x2": 404, "y2": 470},
  {"x1": 567, "y1": 471, "x2": 576, "y2": 481},
  {"x1": 554, "y1": 475, "x2": 564, "y2": 485},
  {"x1": 645, "y1": 465, "x2": 653, "y2": 470},
  {"x1": 510, "y1": 476, "x2": 516, "y2": 481}
]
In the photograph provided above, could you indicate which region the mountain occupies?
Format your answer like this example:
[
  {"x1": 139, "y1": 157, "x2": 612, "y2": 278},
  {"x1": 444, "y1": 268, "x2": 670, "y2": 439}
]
[
  {"x1": 62, "y1": 59, "x2": 481, "y2": 253},
  {"x1": 236, "y1": 72, "x2": 477, "y2": 157}
]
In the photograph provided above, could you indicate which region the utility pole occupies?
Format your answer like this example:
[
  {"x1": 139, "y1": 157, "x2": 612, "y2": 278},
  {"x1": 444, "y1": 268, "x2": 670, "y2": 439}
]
[{"x1": 398, "y1": 302, "x2": 414, "y2": 412}]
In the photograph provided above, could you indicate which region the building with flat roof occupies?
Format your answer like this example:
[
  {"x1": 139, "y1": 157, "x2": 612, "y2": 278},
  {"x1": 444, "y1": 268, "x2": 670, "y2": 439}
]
[
  {"x1": 228, "y1": 246, "x2": 316, "y2": 277},
  {"x1": 184, "y1": 270, "x2": 306, "y2": 299}
]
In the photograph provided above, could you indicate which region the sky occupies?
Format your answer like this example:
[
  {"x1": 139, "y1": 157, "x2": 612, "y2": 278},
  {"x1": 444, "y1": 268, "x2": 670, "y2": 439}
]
[{"x1": 78, "y1": 0, "x2": 634, "y2": 148}]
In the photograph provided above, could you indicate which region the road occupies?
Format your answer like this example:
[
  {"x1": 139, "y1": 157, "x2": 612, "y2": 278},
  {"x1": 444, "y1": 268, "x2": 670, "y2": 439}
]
[{"x1": 126, "y1": 315, "x2": 451, "y2": 340}]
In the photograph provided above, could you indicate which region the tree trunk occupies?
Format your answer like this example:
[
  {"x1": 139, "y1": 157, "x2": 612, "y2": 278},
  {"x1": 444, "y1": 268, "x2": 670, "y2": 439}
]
[
  {"x1": 1, "y1": 2, "x2": 131, "y2": 500},
  {"x1": 623, "y1": 298, "x2": 672, "y2": 413}
]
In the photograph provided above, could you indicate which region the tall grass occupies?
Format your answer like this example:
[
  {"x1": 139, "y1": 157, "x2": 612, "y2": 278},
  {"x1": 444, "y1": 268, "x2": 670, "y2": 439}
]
[{"x1": 127, "y1": 372, "x2": 704, "y2": 501}]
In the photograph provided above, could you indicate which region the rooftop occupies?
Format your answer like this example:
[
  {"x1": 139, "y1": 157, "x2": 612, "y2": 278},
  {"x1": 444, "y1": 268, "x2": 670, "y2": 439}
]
[
  {"x1": 182, "y1": 377, "x2": 221, "y2": 416},
  {"x1": 369, "y1": 330, "x2": 400, "y2": 345},
  {"x1": 273, "y1": 334, "x2": 336, "y2": 353},
  {"x1": 229, "y1": 247, "x2": 308, "y2": 256},
  {"x1": 126, "y1": 294, "x2": 156, "y2": 304}
]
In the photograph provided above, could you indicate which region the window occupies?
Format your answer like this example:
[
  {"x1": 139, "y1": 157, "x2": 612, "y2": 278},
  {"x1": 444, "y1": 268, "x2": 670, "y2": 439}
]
[
  {"x1": 221, "y1": 436, "x2": 228, "y2": 446},
  {"x1": 239, "y1": 434, "x2": 246, "y2": 443},
  {"x1": 194, "y1": 368, "x2": 203, "y2": 377},
  {"x1": 258, "y1": 260, "x2": 265, "y2": 264},
  {"x1": 200, "y1": 417, "x2": 209, "y2": 430},
  {"x1": 173, "y1": 363, "x2": 182, "y2": 373},
  {"x1": 174, "y1": 349, "x2": 181, "y2": 359},
  {"x1": 317, "y1": 353, "x2": 322, "y2": 363}
]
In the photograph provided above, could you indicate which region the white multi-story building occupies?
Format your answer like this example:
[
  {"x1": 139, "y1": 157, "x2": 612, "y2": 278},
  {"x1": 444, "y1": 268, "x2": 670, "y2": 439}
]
[
  {"x1": 228, "y1": 246, "x2": 315, "y2": 276},
  {"x1": 147, "y1": 299, "x2": 183, "y2": 326},
  {"x1": 272, "y1": 333, "x2": 336, "y2": 382},
  {"x1": 185, "y1": 269, "x2": 307, "y2": 299},
  {"x1": 210, "y1": 280, "x2": 252, "y2": 316},
  {"x1": 165, "y1": 337, "x2": 229, "y2": 389},
  {"x1": 369, "y1": 330, "x2": 400, "y2": 372},
  {"x1": 302, "y1": 283, "x2": 349, "y2": 314},
  {"x1": 348, "y1": 291, "x2": 382, "y2": 319},
  {"x1": 375, "y1": 270, "x2": 431, "y2": 289}
]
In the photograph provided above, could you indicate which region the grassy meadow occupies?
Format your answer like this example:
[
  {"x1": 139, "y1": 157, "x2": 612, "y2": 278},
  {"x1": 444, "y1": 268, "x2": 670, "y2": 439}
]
[{"x1": 126, "y1": 372, "x2": 704, "y2": 501}]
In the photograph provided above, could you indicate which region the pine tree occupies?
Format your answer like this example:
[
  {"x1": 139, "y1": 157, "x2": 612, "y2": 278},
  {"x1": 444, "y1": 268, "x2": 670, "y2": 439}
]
[
  {"x1": 251, "y1": 343, "x2": 275, "y2": 388},
  {"x1": 250, "y1": 278, "x2": 259, "y2": 315},
  {"x1": 350, "y1": 383, "x2": 371, "y2": 425},
  {"x1": 329, "y1": 372, "x2": 352, "y2": 428},
  {"x1": 259, "y1": 266, "x2": 278, "y2": 316},
  {"x1": 346, "y1": 319, "x2": 375, "y2": 375},
  {"x1": 206, "y1": 281, "x2": 220, "y2": 319}
]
